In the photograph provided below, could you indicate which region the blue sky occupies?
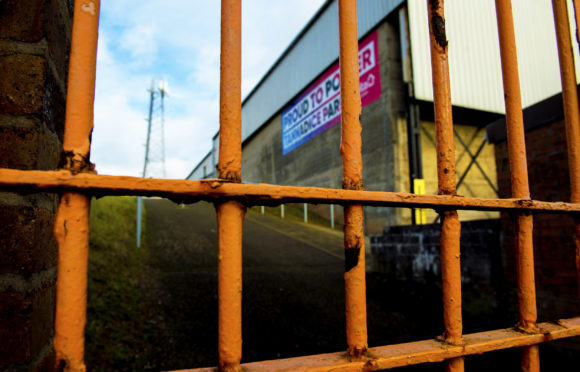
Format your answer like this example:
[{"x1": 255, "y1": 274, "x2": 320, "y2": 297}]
[{"x1": 91, "y1": 1, "x2": 325, "y2": 179}]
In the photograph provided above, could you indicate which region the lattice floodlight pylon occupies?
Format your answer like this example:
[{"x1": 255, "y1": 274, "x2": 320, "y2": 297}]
[{"x1": 142, "y1": 79, "x2": 168, "y2": 179}]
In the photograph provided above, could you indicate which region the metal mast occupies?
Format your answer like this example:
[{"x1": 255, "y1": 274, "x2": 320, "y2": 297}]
[
  {"x1": 138, "y1": 79, "x2": 168, "y2": 247},
  {"x1": 142, "y1": 79, "x2": 168, "y2": 178}
]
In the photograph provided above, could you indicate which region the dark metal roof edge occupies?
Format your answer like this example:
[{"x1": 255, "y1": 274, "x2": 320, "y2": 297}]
[
  {"x1": 186, "y1": 150, "x2": 212, "y2": 179},
  {"x1": 241, "y1": 0, "x2": 334, "y2": 106},
  {"x1": 485, "y1": 87, "x2": 578, "y2": 144}
]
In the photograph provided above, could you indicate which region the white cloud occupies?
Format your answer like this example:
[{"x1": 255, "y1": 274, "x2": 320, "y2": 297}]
[
  {"x1": 92, "y1": 1, "x2": 325, "y2": 180},
  {"x1": 118, "y1": 25, "x2": 158, "y2": 61}
]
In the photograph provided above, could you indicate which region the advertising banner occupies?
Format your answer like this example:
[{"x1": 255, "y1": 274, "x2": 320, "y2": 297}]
[{"x1": 281, "y1": 31, "x2": 382, "y2": 155}]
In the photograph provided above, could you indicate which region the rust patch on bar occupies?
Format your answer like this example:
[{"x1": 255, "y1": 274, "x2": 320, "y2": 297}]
[
  {"x1": 516, "y1": 199, "x2": 533, "y2": 208},
  {"x1": 59, "y1": 151, "x2": 95, "y2": 175},
  {"x1": 429, "y1": 0, "x2": 448, "y2": 49},
  {"x1": 220, "y1": 170, "x2": 241, "y2": 183},
  {"x1": 343, "y1": 179, "x2": 363, "y2": 191},
  {"x1": 348, "y1": 345, "x2": 367, "y2": 358},
  {"x1": 345, "y1": 246, "x2": 360, "y2": 272}
]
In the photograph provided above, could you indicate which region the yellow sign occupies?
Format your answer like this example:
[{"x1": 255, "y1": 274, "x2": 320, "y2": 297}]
[{"x1": 413, "y1": 178, "x2": 427, "y2": 225}]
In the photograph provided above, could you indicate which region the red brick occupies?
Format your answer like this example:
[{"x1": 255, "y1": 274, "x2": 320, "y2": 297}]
[
  {"x1": 0, "y1": 206, "x2": 57, "y2": 275},
  {"x1": 0, "y1": 285, "x2": 55, "y2": 365},
  {"x1": 0, "y1": 126, "x2": 40, "y2": 169},
  {"x1": 0, "y1": 126, "x2": 60, "y2": 170},
  {"x1": 0, "y1": 0, "x2": 71, "y2": 369},
  {"x1": 45, "y1": 0, "x2": 72, "y2": 81},
  {"x1": 0, "y1": 54, "x2": 46, "y2": 115},
  {"x1": 496, "y1": 120, "x2": 577, "y2": 304},
  {"x1": 0, "y1": 0, "x2": 45, "y2": 42}
]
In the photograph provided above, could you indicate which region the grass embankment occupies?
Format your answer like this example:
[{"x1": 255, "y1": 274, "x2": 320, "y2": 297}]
[{"x1": 86, "y1": 196, "x2": 153, "y2": 371}]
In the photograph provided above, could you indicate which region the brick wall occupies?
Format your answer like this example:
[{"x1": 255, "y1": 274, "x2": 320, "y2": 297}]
[
  {"x1": 494, "y1": 119, "x2": 577, "y2": 319},
  {"x1": 0, "y1": 1, "x2": 73, "y2": 370},
  {"x1": 370, "y1": 219, "x2": 503, "y2": 287}
]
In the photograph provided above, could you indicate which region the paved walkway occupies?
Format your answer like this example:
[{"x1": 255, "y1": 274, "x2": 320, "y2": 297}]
[
  {"x1": 139, "y1": 199, "x2": 575, "y2": 371},
  {"x1": 142, "y1": 199, "x2": 349, "y2": 369}
]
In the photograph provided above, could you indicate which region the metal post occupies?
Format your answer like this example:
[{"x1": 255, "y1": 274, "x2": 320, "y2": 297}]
[
  {"x1": 261, "y1": 205, "x2": 264, "y2": 214},
  {"x1": 216, "y1": 1, "x2": 245, "y2": 371},
  {"x1": 426, "y1": 1, "x2": 464, "y2": 371},
  {"x1": 330, "y1": 204, "x2": 335, "y2": 229},
  {"x1": 338, "y1": 0, "x2": 368, "y2": 357},
  {"x1": 281, "y1": 204, "x2": 285, "y2": 218},
  {"x1": 142, "y1": 83, "x2": 155, "y2": 178},
  {"x1": 496, "y1": 1, "x2": 540, "y2": 370},
  {"x1": 136, "y1": 196, "x2": 142, "y2": 247},
  {"x1": 304, "y1": 203, "x2": 308, "y2": 223},
  {"x1": 54, "y1": 1, "x2": 100, "y2": 370}
]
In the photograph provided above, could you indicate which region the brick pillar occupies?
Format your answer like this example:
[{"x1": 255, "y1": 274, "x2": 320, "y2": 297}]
[{"x1": 0, "y1": 1, "x2": 73, "y2": 370}]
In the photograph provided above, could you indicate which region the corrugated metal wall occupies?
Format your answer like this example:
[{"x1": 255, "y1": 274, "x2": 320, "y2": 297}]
[
  {"x1": 241, "y1": 0, "x2": 404, "y2": 143},
  {"x1": 192, "y1": 0, "x2": 579, "y2": 179},
  {"x1": 408, "y1": 0, "x2": 580, "y2": 113},
  {"x1": 187, "y1": 152, "x2": 214, "y2": 180}
]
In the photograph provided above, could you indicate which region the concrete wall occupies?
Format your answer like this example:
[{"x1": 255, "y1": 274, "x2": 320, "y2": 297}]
[
  {"x1": 241, "y1": 14, "x2": 500, "y2": 235},
  {"x1": 242, "y1": 17, "x2": 407, "y2": 234},
  {"x1": 0, "y1": 1, "x2": 73, "y2": 370}
]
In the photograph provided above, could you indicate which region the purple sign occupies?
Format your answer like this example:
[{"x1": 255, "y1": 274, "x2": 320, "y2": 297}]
[{"x1": 282, "y1": 31, "x2": 382, "y2": 155}]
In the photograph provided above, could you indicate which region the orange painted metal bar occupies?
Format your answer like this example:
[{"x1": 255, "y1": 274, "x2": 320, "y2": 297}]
[
  {"x1": 1, "y1": 169, "x2": 580, "y2": 213},
  {"x1": 495, "y1": 2, "x2": 540, "y2": 370},
  {"x1": 176, "y1": 317, "x2": 580, "y2": 372},
  {"x1": 216, "y1": 1, "x2": 245, "y2": 371},
  {"x1": 338, "y1": 0, "x2": 368, "y2": 357},
  {"x1": 426, "y1": 2, "x2": 464, "y2": 371},
  {"x1": 53, "y1": 1, "x2": 100, "y2": 371},
  {"x1": 218, "y1": 0, "x2": 242, "y2": 184},
  {"x1": 216, "y1": 200, "x2": 245, "y2": 371},
  {"x1": 552, "y1": 0, "x2": 580, "y2": 314}
]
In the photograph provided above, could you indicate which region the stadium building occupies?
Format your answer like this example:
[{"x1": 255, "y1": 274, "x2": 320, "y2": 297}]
[{"x1": 188, "y1": 0, "x2": 579, "y2": 234}]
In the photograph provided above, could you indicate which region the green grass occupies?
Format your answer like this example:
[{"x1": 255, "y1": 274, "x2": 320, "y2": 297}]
[
  {"x1": 86, "y1": 196, "x2": 153, "y2": 371},
  {"x1": 249, "y1": 203, "x2": 343, "y2": 230}
]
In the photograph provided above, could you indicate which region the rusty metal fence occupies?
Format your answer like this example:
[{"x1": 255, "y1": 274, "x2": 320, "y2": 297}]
[{"x1": 1, "y1": 0, "x2": 580, "y2": 371}]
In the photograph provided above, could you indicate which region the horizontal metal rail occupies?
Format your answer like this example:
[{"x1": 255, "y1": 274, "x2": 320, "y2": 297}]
[
  {"x1": 174, "y1": 317, "x2": 580, "y2": 372},
  {"x1": 1, "y1": 168, "x2": 579, "y2": 213}
]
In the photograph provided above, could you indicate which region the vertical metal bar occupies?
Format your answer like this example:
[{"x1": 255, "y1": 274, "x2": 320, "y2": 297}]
[
  {"x1": 217, "y1": 1, "x2": 244, "y2": 371},
  {"x1": 304, "y1": 203, "x2": 308, "y2": 223},
  {"x1": 136, "y1": 196, "x2": 142, "y2": 247},
  {"x1": 338, "y1": 0, "x2": 368, "y2": 357},
  {"x1": 426, "y1": 1, "x2": 464, "y2": 371},
  {"x1": 53, "y1": 1, "x2": 100, "y2": 370},
  {"x1": 281, "y1": 204, "x2": 285, "y2": 218},
  {"x1": 216, "y1": 200, "x2": 244, "y2": 372},
  {"x1": 552, "y1": 0, "x2": 580, "y2": 314},
  {"x1": 495, "y1": 1, "x2": 540, "y2": 371}
]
